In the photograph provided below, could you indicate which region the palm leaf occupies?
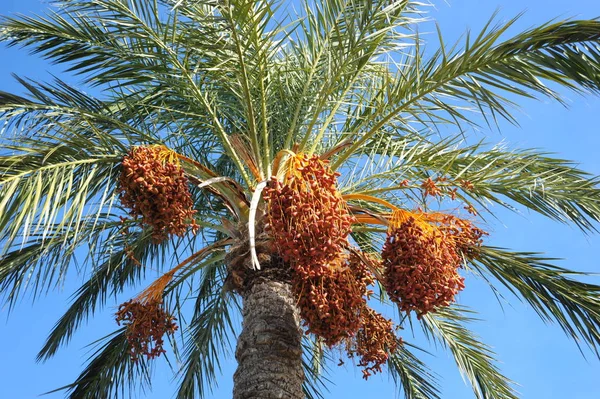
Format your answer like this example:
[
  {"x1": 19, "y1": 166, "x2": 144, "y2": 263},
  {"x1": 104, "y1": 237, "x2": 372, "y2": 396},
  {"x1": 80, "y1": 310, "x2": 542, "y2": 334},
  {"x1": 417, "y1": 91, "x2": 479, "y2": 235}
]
[
  {"x1": 173, "y1": 260, "x2": 237, "y2": 399},
  {"x1": 422, "y1": 305, "x2": 518, "y2": 399},
  {"x1": 302, "y1": 337, "x2": 332, "y2": 399},
  {"x1": 388, "y1": 342, "x2": 442, "y2": 399},
  {"x1": 291, "y1": 0, "x2": 418, "y2": 152},
  {"x1": 37, "y1": 226, "x2": 160, "y2": 361},
  {"x1": 347, "y1": 135, "x2": 600, "y2": 231},
  {"x1": 0, "y1": 9, "x2": 164, "y2": 86},
  {"x1": 50, "y1": 329, "x2": 152, "y2": 399},
  {"x1": 473, "y1": 246, "x2": 600, "y2": 356},
  {"x1": 334, "y1": 18, "x2": 600, "y2": 167}
]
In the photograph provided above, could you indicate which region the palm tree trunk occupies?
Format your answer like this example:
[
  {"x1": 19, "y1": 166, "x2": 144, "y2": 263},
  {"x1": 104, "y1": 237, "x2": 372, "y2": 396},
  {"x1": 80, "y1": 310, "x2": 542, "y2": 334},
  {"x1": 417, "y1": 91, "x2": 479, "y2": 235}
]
[{"x1": 233, "y1": 280, "x2": 305, "y2": 399}]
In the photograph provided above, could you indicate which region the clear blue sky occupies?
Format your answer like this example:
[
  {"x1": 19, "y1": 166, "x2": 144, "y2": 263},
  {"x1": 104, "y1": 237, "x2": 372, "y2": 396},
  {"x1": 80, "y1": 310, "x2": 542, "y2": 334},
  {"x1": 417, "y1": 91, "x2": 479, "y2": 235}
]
[{"x1": 1, "y1": 1, "x2": 600, "y2": 398}]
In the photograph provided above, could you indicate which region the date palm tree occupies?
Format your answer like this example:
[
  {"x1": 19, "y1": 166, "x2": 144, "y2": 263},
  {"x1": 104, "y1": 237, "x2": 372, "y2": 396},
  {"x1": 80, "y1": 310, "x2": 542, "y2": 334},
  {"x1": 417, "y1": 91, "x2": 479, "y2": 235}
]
[{"x1": 2, "y1": 0, "x2": 600, "y2": 398}]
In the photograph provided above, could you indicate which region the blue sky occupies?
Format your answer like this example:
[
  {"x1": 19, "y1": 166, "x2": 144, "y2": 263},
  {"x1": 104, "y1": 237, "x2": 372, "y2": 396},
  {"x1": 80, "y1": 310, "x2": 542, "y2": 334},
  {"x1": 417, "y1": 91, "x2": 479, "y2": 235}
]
[{"x1": 1, "y1": 0, "x2": 600, "y2": 398}]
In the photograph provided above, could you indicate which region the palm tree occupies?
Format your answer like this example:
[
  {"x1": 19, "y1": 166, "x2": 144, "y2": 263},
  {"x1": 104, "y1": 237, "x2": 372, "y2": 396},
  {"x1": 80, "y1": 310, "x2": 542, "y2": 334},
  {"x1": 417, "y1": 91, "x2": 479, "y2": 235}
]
[{"x1": 2, "y1": 0, "x2": 600, "y2": 398}]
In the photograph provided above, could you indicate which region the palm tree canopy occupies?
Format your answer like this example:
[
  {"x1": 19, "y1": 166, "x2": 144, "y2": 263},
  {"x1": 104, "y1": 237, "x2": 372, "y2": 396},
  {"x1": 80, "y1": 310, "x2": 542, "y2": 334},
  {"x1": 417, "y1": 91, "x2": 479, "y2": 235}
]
[{"x1": 2, "y1": 0, "x2": 600, "y2": 398}]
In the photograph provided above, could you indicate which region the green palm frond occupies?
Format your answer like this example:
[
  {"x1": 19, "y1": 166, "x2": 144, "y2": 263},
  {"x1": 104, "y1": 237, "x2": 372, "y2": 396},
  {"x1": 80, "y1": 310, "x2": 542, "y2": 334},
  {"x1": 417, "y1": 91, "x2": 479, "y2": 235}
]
[
  {"x1": 0, "y1": 241, "x2": 64, "y2": 306},
  {"x1": 302, "y1": 359, "x2": 328, "y2": 399},
  {"x1": 0, "y1": 127, "x2": 123, "y2": 306},
  {"x1": 0, "y1": 150, "x2": 120, "y2": 245},
  {"x1": 339, "y1": 132, "x2": 457, "y2": 204},
  {"x1": 0, "y1": 76, "x2": 155, "y2": 254},
  {"x1": 422, "y1": 305, "x2": 518, "y2": 399},
  {"x1": 0, "y1": 76, "x2": 153, "y2": 141},
  {"x1": 289, "y1": 0, "x2": 418, "y2": 152},
  {"x1": 213, "y1": 0, "x2": 281, "y2": 173},
  {"x1": 57, "y1": 329, "x2": 152, "y2": 399},
  {"x1": 1, "y1": 4, "x2": 240, "y2": 166},
  {"x1": 388, "y1": 342, "x2": 442, "y2": 399},
  {"x1": 43, "y1": 239, "x2": 231, "y2": 398},
  {"x1": 347, "y1": 135, "x2": 600, "y2": 231},
  {"x1": 0, "y1": 6, "x2": 165, "y2": 87},
  {"x1": 41, "y1": 326, "x2": 151, "y2": 399},
  {"x1": 37, "y1": 226, "x2": 159, "y2": 361},
  {"x1": 333, "y1": 18, "x2": 600, "y2": 167},
  {"x1": 472, "y1": 246, "x2": 600, "y2": 356},
  {"x1": 0, "y1": 70, "x2": 239, "y2": 307},
  {"x1": 2, "y1": 0, "x2": 253, "y2": 183},
  {"x1": 425, "y1": 145, "x2": 600, "y2": 231},
  {"x1": 0, "y1": 221, "x2": 112, "y2": 309},
  {"x1": 171, "y1": 258, "x2": 237, "y2": 399},
  {"x1": 302, "y1": 337, "x2": 332, "y2": 399}
]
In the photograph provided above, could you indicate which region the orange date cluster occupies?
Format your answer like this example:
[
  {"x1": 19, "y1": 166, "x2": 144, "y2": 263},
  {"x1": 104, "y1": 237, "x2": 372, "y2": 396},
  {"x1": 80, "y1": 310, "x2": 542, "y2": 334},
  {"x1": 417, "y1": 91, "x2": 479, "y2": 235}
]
[
  {"x1": 265, "y1": 153, "x2": 399, "y2": 378},
  {"x1": 115, "y1": 299, "x2": 178, "y2": 362},
  {"x1": 119, "y1": 145, "x2": 198, "y2": 242},
  {"x1": 382, "y1": 217, "x2": 465, "y2": 318}
]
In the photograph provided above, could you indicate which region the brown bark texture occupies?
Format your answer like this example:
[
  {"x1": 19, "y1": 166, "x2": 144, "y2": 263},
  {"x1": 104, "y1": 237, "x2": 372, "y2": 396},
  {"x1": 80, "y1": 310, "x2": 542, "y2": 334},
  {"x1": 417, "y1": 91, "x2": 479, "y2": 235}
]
[{"x1": 233, "y1": 280, "x2": 305, "y2": 399}]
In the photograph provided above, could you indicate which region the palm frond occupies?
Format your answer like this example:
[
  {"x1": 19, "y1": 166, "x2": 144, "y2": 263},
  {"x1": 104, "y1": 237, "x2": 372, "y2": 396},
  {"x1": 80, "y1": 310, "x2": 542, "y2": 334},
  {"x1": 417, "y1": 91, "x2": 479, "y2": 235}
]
[
  {"x1": 2, "y1": 0, "x2": 254, "y2": 185},
  {"x1": 422, "y1": 305, "x2": 518, "y2": 399},
  {"x1": 290, "y1": 0, "x2": 419, "y2": 152},
  {"x1": 0, "y1": 75, "x2": 154, "y2": 141},
  {"x1": 213, "y1": 0, "x2": 283, "y2": 173},
  {"x1": 387, "y1": 342, "x2": 442, "y2": 399},
  {"x1": 473, "y1": 246, "x2": 600, "y2": 356},
  {"x1": 0, "y1": 149, "x2": 120, "y2": 246},
  {"x1": 0, "y1": 123, "x2": 123, "y2": 304},
  {"x1": 302, "y1": 337, "x2": 332, "y2": 399},
  {"x1": 426, "y1": 145, "x2": 600, "y2": 231},
  {"x1": 334, "y1": 18, "x2": 600, "y2": 167},
  {"x1": 0, "y1": 221, "x2": 111, "y2": 309},
  {"x1": 346, "y1": 135, "x2": 600, "y2": 232},
  {"x1": 37, "y1": 226, "x2": 159, "y2": 361},
  {"x1": 0, "y1": 77, "x2": 154, "y2": 258},
  {"x1": 0, "y1": 11, "x2": 162, "y2": 87},
  {"x1": 51, "y1": 329, "x2": 152, "y2": 399},
  {"x1": 173, "y1": 261, "x2": 237, "y2": 399}
]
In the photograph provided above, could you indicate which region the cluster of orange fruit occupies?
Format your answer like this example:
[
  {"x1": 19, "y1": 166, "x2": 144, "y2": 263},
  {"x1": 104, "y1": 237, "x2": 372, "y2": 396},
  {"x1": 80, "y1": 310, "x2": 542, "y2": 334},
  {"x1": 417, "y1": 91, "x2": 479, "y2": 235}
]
[
  {"x1": 115, "y1": 299, "x2": 178, "y2": 362},
  {"x1": 348, "y1": 307, "x2": 399, "y2": 379},
  {"x1": 119, "y1": 145, "x2": 198, "y2": 242},
  {"x1": 436, "y1": 213, "x2": 487, "y2": 258},
  {"x1": 263, "y1": 154, "x2": 354, "y2": 278},
  {"x1": 265, "y1": 154, "x2": 399, "y2": 378},
  {"x1": 117, "y1": 145, "x2": 199, "y2": 361},
  {"x1": 381, "y1": 211, "x2": 485, "y2": 318},
  {"x1": 382, "y1": 217, "x2": 464, "y2": 317},
  {"x1": 293, "y1": 254, "x2": 373, "y2": 347}
]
